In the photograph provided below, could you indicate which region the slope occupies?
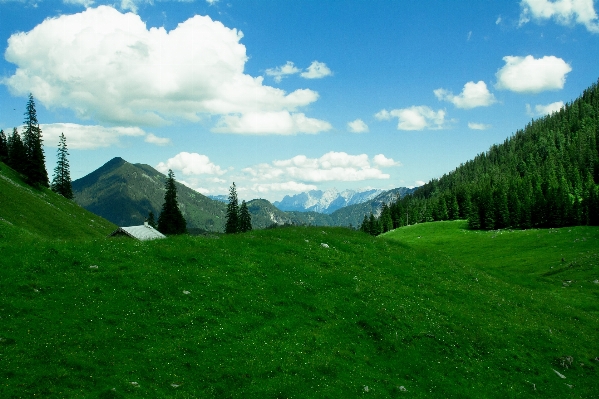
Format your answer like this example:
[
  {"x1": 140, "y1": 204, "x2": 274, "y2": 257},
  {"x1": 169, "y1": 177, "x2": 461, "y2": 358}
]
[
  {"x1": 329, "y1": 187, "x2": 415, "y2": 227},
  {"x1": 0, "y1": 161, "x2": 115, "y2": 240},
  {"x1": 72, "y1": 157, "x2": 227, "y2": 232},
  {"x1": 1, "y1": 222, "x2": 597, "y2": 397}
]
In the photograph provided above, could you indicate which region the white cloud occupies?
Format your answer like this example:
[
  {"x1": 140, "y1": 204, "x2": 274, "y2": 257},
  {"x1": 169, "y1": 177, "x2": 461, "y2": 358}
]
[
  {"x1": 434, "y1": 81, "x2": 496, "y2": 109},
  {"x1": 373, "y1": 154, "x2": 401, "y2": 167},
  {"x1": 347, "y1": 119, "x2": 369, "y2": 133},
  {"x1": 495, "y1": 55, "x2": 572, "y2": 93},
  {"x1": 496, "y1": 16, "x2": 502, "y2": 24},
  {"x1": 468, "y1": 122, "x2": 492, "y2": 130},
  {"x1": 206, "y1": 0, "x2": 219, "y2": 4},
  {"x1": 3, "y1": 6, "x2": 327, "y2": 135},
  {"x1": 250, "y1": 181, "x2": 318, "y2": 193},
  {"x1": 156, "y1": 152, "x2": 226, "y2": 176},
  {"x1": 265, "y1": 61, "x2": 301, "y2": 83},
  {"x1": 526, "y1": 101, "x2": 565, "y2": 116},
  {"x1": 300, "y1": 61, "x2": 332, "y2": 79},
  {"x1": 519, "y1": 0, "x2": 599, "y2": 33},
  {"x1": 40, "y1": 123, "x2": 146, "y2": 149},
  {"x1": 212, "y1": 111, "x2": 332, "y2": 135},
  {"x1": 243, "y1": 151, "x2": 393, "y2": 183},
  {"x1": 415, "y1": 180, "x2": 425, "y2": 187},
  {"x1": 375, "y1": 106, "x2": 447, "y2": 130},
  {"x1": 144, "y1": 133, "x2": 171, "y2": 146},
  {"x1": 64, "y1": 0, "x2": 94, "y2": 7}
]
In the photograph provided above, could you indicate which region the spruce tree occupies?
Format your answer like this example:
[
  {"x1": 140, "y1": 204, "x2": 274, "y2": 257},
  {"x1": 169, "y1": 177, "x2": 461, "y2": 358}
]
[
  {"x1": 7, "y1": 127, "x2": 26, "y2": 174},
  {"x1": 380, "y1": 203, "x2": 393, "y2": 233},
  {"x1": 157, "y1": 169, "x2": 187, "y2": 235},
  {"x1": 238, "y1": 200, "x2": 252, "y2": 232},
  {"x1": 0, "y1": 129, "x2": 7, "y2": 162},
  {"x1": 22, "y1": 94, "x2": 48, "y2": 187},
  {"x1": 225, "y1": 182, "x2": 240, "y2": 234},
  {"x1": 51, "y1": 133, "x2": 73, "y2": 199},
  {"x1": 146, "y1": 211, "x2": 157, "y2": 228},
  {"x1": 360, "y1": 214, "x2": 370, "y2": 233}
]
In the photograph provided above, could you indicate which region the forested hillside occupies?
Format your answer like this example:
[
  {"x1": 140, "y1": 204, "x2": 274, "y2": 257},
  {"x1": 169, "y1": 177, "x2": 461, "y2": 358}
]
[{"x1": 365, "y1": 79, "x2": 599, "y2": 234}]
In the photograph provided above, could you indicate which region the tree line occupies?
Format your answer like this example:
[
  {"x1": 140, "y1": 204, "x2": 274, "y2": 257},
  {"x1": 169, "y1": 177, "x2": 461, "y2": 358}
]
[
  {"x1": 0, "y1": 94, "x2": 74, "y2": 199},
  {"x1": 362, "y1": 78, "x2": 599, "y2": 235}
]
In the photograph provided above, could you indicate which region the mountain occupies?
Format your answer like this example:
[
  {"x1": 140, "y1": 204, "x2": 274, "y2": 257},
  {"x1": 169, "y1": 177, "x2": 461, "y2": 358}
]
[
  {"x1": 0, "y1": 161, "x2": 116, "y2": 239},
  {"x1": 274, "y1": 188, "x2": 384, "y2": 214},
  {"x1": 329, "y1": 187, "x2": 415, "y2": 227},
  {"x1": 72, "y1": 157, "x2": 227, "y2": 232},
  {"x1": 207, "y1": 194, "x2": 228, "y2": 203}
]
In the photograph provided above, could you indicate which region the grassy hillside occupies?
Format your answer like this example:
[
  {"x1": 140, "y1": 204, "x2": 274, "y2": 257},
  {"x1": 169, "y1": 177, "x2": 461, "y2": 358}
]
[
  {"x1": 0, "y1": 162, "x2": 115, "y2": 239},
  {"x1": 1, "y1": 218, "x2": 597, "y2": 397}
]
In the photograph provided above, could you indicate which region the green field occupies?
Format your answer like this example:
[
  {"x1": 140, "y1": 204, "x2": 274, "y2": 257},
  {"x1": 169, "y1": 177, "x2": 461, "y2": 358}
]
[{"x1": 1, "y1": 166, "x2": 599, "y2": 397}]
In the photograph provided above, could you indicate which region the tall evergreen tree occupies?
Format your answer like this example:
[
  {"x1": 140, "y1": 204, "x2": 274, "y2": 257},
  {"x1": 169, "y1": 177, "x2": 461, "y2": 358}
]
[
  {"x1": 359, "y1": 214, "x2": 370, "y2": 234},
  {"x1": 22, "y1": 94, "x2": 48, "y2": 187},
  {"x1": 380, "y1": 203, "x2": 393, "y2": 233},
  {"x1": 225, "y1": 182, "x2": 240, "y2": 234},
  {"x1": 51, "y1": 133, "x2": 73, "y2": 199},
  {"x1": 238, "y1": 200, "x2": 252, "y2": 232},
  {"x1": 146, "y1": 211, "x2": 157, "y2": 228},
  {"x1": 7, "y1": 127, "x2": 26, "y2": 174},
  {"x1": 0, "y1": 129, "x2": 7, "y2": 162},
  {"x1": 157, "y1": 169, "x2": 187, "y2": 235}
]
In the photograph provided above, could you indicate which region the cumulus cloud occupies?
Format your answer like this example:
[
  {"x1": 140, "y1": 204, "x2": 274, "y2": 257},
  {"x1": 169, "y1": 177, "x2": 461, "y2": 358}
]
[
  {"x1": 347, "y1": 119, "x2": 369, "y2": 133},
  {"x1": 300, "y1": 61, "x2": 332, "y2": 79},
  {"x1": 468, "y1": 122, "x2": 492, "y2": 130},
  {"x1": 156, "y1": 152, "x2": 226, "y2": 176},
  {"x1": 3, "y1": 6, "x2": 328, "y2": 135},
  {"x1": 265, "y1": 61, "x2": 301, "y2": 83},
  {"x1": 250, "y1": 181, "x2": 318, "y2": 193},
  {"x1": 415, "y1": 180, "x2": 426, "y2": 187},
  {"x1": 519, "y1": 0, "x2": 599, "y2": 33},
  {"x1": 375, "y1": 106, "x2": 446, "y2": 130},
  {"x1": 212, "y1": 111, "x2": 332, "y2": 135},
  {"x1": 64, "y1": 0, "x2": 95, "y2": 7},
  {"x1": 144, "y1": 133, "x2": 171, "y2": 146},
  {"x1": 373, "y1": 154, "x2": 401, "y2": 167},
  {"x1": 243, "y1": 151, "x2": 394, "y2": 183},
  {"x1": 495, "y1": 55, "x2": 572, "y2": 93},
  {"x1": 40, "y1": 123, "x2": 146, "y2": 149},
  {"x1": 526, "y1": 101, "x2": 565, "y2": 116},
  {"x1": 434, "y1": 81, "x2": 497, "y2": 109}
]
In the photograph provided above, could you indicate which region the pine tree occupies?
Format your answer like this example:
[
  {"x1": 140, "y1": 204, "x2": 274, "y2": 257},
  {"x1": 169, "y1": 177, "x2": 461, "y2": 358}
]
[
  {"x1": 7, "y1": 127, "x2": 26, "y2": 174},
  {"x1": 157, "y1": 169, "x2": 187, "y2": 235},
  {"x1": 0, "y1": 129, "x2": 8, "y2": 162},
  {"x1": 146, "y1": 211, "x2": 157, "y2": 228},
  {"x1": 51, "y1": 133, "x2": 73, "y2": 199},
  {"x1": 22, "y1": 94, "x2": 48, "y2": 187},
  {"x1": 225, "y1": 182, "x2": 240, "y2": 234},
  {"x1": 380, "y1": 203, "x2": 393, "y2": 233},
  {"x1": 238, "y1": 200, "x2": 252, "y2": 232},
  {"x1": 359, "y1": 214, "x2": 370, "y2": 233}
]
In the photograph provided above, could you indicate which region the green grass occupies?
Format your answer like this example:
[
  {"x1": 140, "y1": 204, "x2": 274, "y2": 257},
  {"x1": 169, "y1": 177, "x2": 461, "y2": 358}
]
[
  {"x1": 0, "y1": 162, "x2": 116, "y2": 240},
  {"x1": 1, "y1": 220, "x2": 598, "y2": 397},
  {"x1": 1, "y1": 168, "x2": 598, "y2": 397}
]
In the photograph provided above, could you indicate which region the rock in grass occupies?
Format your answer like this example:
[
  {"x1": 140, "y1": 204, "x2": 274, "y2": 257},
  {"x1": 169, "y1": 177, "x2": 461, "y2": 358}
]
[
  {"x1": 321, "y1": 243, "x2": 329, "y2": 248},
  {"x1": 552, "y1": 369, "x2": 566, "y2": 379}
]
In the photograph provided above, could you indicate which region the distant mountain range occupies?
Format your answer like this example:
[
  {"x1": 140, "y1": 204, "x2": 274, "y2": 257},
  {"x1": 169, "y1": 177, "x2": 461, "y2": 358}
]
[
  {"x1": 273, "y1": 188, "x2": 384, "y2": 214},
  {"x1": 72, "y1": 157, "x2": 414, "y2": 232}
]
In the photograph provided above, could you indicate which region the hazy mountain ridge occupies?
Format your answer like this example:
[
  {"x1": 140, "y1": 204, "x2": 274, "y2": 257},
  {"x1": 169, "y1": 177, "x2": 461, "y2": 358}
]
[
  {"x1": 71, "y1": 157, "x2": 415, "y2": 231},
  {"x1": 274, "y1": 188, "x2": 384, "y2": 214}
]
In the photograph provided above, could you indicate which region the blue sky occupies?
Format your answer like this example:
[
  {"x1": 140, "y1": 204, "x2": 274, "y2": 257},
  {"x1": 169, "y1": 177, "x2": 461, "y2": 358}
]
[{"x1": 1, "y1": 0, "x2": 598, "y2": 201}]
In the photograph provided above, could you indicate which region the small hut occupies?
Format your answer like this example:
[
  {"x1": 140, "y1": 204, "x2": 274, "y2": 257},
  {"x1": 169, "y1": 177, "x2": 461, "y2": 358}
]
[{"x1": 109, "y1": 222, "x2": 166, "y2": 241}]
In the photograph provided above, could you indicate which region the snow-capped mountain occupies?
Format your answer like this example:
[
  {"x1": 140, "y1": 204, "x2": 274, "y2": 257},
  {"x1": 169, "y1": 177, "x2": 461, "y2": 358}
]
[{"x1": 273, "y1": 188, "x2": 385, "y2": 214}]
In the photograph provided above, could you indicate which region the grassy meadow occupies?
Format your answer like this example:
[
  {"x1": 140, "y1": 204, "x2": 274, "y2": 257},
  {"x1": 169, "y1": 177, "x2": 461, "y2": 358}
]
[
  {"x1": 1, "y1": 164, "x2": 599, "y2": 397},
  {"x1": 1, "y1": 214, "x2": 598, "y2": 397}
]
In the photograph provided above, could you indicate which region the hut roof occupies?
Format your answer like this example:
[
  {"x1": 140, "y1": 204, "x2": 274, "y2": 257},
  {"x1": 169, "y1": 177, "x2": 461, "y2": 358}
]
[{"x1": 109, "y1": 222, "x2": 166, "y2": 241}]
